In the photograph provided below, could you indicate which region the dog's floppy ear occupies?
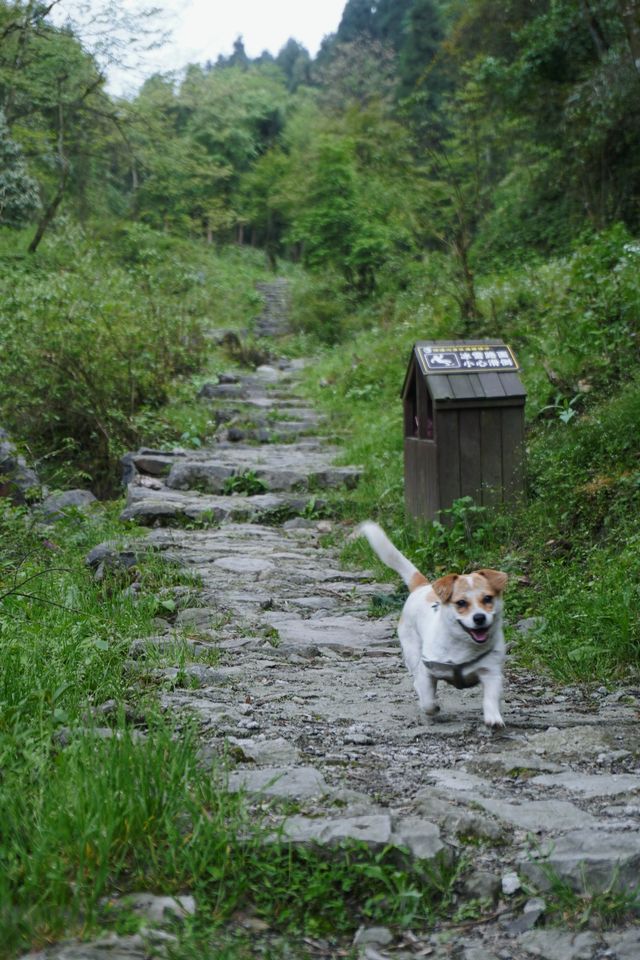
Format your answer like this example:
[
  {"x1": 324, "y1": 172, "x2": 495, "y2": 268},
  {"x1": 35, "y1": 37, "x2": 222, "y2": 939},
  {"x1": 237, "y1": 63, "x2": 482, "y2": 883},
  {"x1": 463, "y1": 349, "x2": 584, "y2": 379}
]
[
  {"x1": 432, "y1": 574, "x2": 458, "y2": 603},
  {"x1": 477, "y1": 569, "x2": 508, "y2": 594}
]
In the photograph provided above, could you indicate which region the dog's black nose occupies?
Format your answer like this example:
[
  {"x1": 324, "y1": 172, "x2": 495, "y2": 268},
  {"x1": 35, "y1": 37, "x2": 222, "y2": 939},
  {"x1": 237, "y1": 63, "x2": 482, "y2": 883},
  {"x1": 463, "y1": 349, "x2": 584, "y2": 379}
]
[{"x1": 473, "y1": 612, "x2": 487, "y2": 626}]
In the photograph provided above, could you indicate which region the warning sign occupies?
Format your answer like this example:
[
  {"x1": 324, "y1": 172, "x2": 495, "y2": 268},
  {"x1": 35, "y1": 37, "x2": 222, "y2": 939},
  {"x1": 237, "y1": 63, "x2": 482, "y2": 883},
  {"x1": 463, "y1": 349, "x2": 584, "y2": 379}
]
[{"x1": 419, "y1": 344, "x2": 518, "y2": 374}]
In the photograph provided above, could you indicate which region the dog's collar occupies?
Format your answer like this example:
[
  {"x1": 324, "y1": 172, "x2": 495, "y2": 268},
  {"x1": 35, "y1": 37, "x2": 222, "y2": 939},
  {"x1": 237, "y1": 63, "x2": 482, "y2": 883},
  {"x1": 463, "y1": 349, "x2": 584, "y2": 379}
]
[{"x1": 423, "y1": 647, "x2": 493, "y2": 690}]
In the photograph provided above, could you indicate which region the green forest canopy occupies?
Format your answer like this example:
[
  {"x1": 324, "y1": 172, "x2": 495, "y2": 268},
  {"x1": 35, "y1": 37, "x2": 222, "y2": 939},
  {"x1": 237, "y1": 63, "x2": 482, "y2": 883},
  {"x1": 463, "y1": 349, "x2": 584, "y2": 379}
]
[{"x1": 2, "y1": 0, "x2": 640, "y2": 275}]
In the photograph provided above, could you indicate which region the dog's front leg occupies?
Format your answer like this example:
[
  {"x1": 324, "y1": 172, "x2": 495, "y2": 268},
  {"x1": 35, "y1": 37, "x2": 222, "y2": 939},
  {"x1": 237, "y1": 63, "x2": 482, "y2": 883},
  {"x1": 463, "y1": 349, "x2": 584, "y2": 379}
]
[
  {"x1": 478, "y1": 669, "x2": 504, "y2": 729},
  {"x1": 414, "y1": 662, "x2": 439, "y2": 715}
]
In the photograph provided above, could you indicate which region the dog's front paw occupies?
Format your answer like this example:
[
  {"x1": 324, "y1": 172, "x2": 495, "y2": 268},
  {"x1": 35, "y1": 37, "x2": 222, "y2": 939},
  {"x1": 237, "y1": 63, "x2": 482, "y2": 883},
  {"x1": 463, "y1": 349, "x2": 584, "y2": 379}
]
[
  {"x1": 484, "y1": 714, "x2": 506, "y2": 730},
  {"x1": 423, "y1": 704, "x2": 441, "y2": 716}
]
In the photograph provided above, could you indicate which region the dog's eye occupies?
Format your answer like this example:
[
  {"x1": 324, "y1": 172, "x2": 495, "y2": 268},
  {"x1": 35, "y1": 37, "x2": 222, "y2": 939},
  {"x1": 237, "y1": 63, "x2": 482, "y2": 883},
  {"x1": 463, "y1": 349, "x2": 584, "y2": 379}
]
[
  {"x1": 483, "y1": 595, "x2": 494, "y2": 605},
  {"x1": 455, "y1": 599, "x2": 468, "y2": 610}
]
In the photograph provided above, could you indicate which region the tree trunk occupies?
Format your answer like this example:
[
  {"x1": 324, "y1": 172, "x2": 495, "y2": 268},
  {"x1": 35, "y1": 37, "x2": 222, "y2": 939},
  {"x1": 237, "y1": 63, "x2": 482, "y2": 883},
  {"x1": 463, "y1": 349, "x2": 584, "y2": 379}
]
[
  {"x1": 28, "y1": 87, "x2": 67, "y2": 254},
  {"x1": 28, "y1": 178, "x2": 66, "y2": 253}
]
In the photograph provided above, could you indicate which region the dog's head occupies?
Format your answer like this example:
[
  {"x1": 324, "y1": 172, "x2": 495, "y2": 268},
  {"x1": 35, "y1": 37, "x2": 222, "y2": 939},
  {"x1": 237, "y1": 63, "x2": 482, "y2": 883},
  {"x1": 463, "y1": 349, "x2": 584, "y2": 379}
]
[{"x1": 431, "y1": 569, "x2": 507, "y2": 645}]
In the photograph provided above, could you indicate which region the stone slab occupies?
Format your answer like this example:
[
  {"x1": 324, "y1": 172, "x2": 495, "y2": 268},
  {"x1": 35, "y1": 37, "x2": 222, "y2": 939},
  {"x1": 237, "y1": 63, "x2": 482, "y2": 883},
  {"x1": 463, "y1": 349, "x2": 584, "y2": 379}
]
[
  {"x1": 529, "y1": 772, "x2": 640, "y2": 798},
  {"x1": 476, "y1": 798, "x2": 599, "y2": 833},
  {"x1": 282, "y1": 814, "x2": 393, "y2": 848},
  {"x1": 518, "y1": 930, "x2": 598, "y2": 960},
  {"x1": 227, "y1": 766, "x2": 330, "y2": 798},
  {"x1": 389, "y1": 816, "x2": 449, "y2": 861},
  {"x1": 519, "y1": 830, "x2": 640, "y2": 892},
  {"x1": 227, "y1": 737, "x2": 300, "y2": 765},
  {"x1": 263, "y1": 613, "x2": 395, "y2": 651}
]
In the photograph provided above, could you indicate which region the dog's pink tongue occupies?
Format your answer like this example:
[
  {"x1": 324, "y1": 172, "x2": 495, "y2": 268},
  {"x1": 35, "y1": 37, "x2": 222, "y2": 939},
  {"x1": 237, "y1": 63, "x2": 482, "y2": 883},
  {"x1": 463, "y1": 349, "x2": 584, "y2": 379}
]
[{"x1": 470, "y1": 628, "x2": 489, "y2": 643}]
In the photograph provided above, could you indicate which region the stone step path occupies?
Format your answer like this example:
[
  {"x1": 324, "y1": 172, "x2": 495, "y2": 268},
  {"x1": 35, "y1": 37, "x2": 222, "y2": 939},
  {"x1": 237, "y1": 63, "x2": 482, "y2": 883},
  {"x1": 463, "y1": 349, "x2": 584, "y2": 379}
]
[
  {"x1": 41, "y1": 282, "x2": 640, "y2": 960},
  {"x1": 254, "y1": 277, "x2": 291, "y2": 338}
]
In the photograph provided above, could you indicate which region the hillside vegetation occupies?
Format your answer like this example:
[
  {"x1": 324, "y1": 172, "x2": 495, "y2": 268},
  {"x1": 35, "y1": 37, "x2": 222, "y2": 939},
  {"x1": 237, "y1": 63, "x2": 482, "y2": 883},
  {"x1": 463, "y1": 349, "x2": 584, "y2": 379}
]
[{"x1": 0, "y1": 1, "x2": 639, "y2": 951}]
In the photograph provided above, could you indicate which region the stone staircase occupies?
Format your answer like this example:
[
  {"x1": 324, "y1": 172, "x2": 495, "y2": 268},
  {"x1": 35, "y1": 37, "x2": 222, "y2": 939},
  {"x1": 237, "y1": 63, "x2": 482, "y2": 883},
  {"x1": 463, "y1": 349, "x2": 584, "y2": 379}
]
[{"x1": 254, "y1": 277, "x2": 291, "y2": 338}]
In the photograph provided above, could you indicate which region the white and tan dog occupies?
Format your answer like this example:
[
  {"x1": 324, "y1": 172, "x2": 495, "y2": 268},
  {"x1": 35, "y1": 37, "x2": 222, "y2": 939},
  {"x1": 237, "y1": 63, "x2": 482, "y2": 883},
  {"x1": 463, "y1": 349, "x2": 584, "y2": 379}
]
[{"x1": 356, "y1": 521, "x2": 508, "y2": 728}]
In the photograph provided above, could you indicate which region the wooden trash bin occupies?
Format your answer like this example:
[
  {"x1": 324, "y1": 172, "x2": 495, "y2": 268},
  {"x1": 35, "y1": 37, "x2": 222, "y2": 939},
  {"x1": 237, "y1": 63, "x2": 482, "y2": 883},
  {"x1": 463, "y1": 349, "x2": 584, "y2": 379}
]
[{"x1": 402, "y1": 340, "x2": 526, "y2": 521}]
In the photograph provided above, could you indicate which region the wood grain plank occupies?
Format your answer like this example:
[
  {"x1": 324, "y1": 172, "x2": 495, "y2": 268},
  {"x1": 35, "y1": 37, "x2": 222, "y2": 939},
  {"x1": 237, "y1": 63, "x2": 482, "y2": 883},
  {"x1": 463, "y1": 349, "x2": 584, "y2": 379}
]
[
  {"x1": 480, "y1": 407, "x2": 504, "y2": 505},
  {"x1": 501, "y1": 407, "x2": 526, "y2": 502},
  {"x1": 436, "y1": 410, "x2": 461, "y2": 516},
  {"x1": 459, "y1": 408, "x2": 482, "y2": 501}
]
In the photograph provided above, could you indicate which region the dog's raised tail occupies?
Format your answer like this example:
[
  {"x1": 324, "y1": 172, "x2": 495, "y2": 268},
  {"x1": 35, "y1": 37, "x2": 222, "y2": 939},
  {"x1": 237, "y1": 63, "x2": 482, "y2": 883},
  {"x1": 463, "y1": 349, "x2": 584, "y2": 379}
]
[{"x1": 354, "y1": 521, "x2": 427, "y2": 591}]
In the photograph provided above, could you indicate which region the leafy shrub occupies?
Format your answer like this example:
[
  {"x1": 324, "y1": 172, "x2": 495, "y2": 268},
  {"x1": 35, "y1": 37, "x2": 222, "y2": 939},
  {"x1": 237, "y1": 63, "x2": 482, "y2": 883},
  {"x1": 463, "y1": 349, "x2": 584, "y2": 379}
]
[{"x1": 0, "y1": 227, "x2": 268, "y2": 493}]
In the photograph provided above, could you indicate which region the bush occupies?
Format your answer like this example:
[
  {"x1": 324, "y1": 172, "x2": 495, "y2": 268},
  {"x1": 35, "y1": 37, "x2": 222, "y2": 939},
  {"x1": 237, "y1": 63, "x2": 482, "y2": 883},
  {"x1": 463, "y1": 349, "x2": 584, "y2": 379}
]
[{"x1": 0, "y1": 226, "x2": 268, "y2": 493}]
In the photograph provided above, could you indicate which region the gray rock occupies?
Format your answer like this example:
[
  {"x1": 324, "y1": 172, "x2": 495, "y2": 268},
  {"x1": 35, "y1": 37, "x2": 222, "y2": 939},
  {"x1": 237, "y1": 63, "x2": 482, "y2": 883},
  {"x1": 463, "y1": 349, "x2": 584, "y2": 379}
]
[
  {"x1": 518, "y1": 930, "x2": 598, "y2": 960},
  {"x1": 261, "y1": 613, "x2": 394, "y2": 652},
  {"x1": 444, "y1": 809, "x2": 505, "y2": 842},
  {"x1": 461, "y1": 948, "x2": 500, "y2": 960},
  {"x1": 198, "y1": 382, "x2": 246, "y2": 399},
  {"x1": 282, "y1": 814, "x2": 393, "y2": 849},
  {"x1": 425, "y1": 769, "x2": 495, "y2": 796},
  {"x1": 604, "y1": 928, "x2": 640, "y2": 959},
  {"x1": 389, "y1": 816, "x2": 449, "y2": 861},
  {"x1": 471, "y1": 750, "x2": 565, "y2": 775},
  {"x1": 41, "y1": 489, "x2": 97, "y2": 519},
  {"x1": 526, "y1": 727, "x2": 626, "y2": 760},
  {"x1": 0, "y1": 431, "x2": 39, "y2": 503},
  {"x1": 501, "y1": 871, "x2": 522, "y2": 895},
  {"x1": 476, "y1": 798, "x2": 599, "y2": 833},
  {"x1": 529, "y1": 772, "x2": 640, "y2": 798},
  {"x1": 214, "y1": 556, "x2": 274, "y2": 577},
  {"x1": 227, "y1": 737, "x2": 300, "y2": 765},
  {"x1": 17, "y1": 934, "x2": 162, "y2": 959},
  {"x1": 354, "y1": 927, "x2": 394, "y2": 947},
  {"x1": 120, "y1": 490, "x2": 322, "y2": 526},
  {"x1": 132, "y1": 455, "x2": 177, "y2": 476},
  {"x1": 460, "y1": 868, "x2": 501, "y2": 901},
  {"x1": 165, "y1": 461, "x2": 233, "y2": 493},
  {"x1": 519, "y1": 830, "x2": 640, "y2": 892},
  {"x1": 174, "y1": 607, "x2": 221, "y2": 629},
  {"x1": 255, "y1": 364, "x2": 280, "y2": 381},
  {"x1": 227, "y1": 766, "x2": 330, "y2": 799},
  {"x1": 118, "y1": 892, "x2": 196, "y2": 924},
  {"x1": 157, "y1": 664, "x2": 223, "y2": 687},
  {"x1": 505, "y1": 897, "x2": 546, "y2": 934},
  {"x1": 86, "y1": 541, "x2": 122, "y2": 569}
]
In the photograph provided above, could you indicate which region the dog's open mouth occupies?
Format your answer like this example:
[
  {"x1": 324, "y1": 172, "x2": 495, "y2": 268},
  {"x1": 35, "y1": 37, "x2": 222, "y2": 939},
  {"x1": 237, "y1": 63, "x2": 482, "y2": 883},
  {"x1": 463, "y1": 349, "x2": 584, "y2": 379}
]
[{"x1": 460, "y1": 623, "x2": 490, "y2": 643}]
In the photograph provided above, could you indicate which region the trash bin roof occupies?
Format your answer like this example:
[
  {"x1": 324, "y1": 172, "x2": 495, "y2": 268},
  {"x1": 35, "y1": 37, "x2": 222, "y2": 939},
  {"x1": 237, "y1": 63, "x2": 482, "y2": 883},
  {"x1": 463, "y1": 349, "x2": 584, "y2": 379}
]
[{"x1": 402, "y1": 340, "x2": 527, "y2": 403}]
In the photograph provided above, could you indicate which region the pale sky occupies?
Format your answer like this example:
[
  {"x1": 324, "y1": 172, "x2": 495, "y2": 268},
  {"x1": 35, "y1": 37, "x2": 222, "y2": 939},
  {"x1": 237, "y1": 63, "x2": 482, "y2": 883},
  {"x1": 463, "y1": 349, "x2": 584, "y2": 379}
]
[{"x1": 50, "y1": 0, "x2": 347, "y2": 95}]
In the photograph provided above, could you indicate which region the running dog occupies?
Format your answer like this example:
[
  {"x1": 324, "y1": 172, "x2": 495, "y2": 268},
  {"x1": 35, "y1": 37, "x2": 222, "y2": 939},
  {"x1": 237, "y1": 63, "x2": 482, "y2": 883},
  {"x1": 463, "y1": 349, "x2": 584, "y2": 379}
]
[{"x1": 356, "y1": 521, "x2": 508, "y2": 728}]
